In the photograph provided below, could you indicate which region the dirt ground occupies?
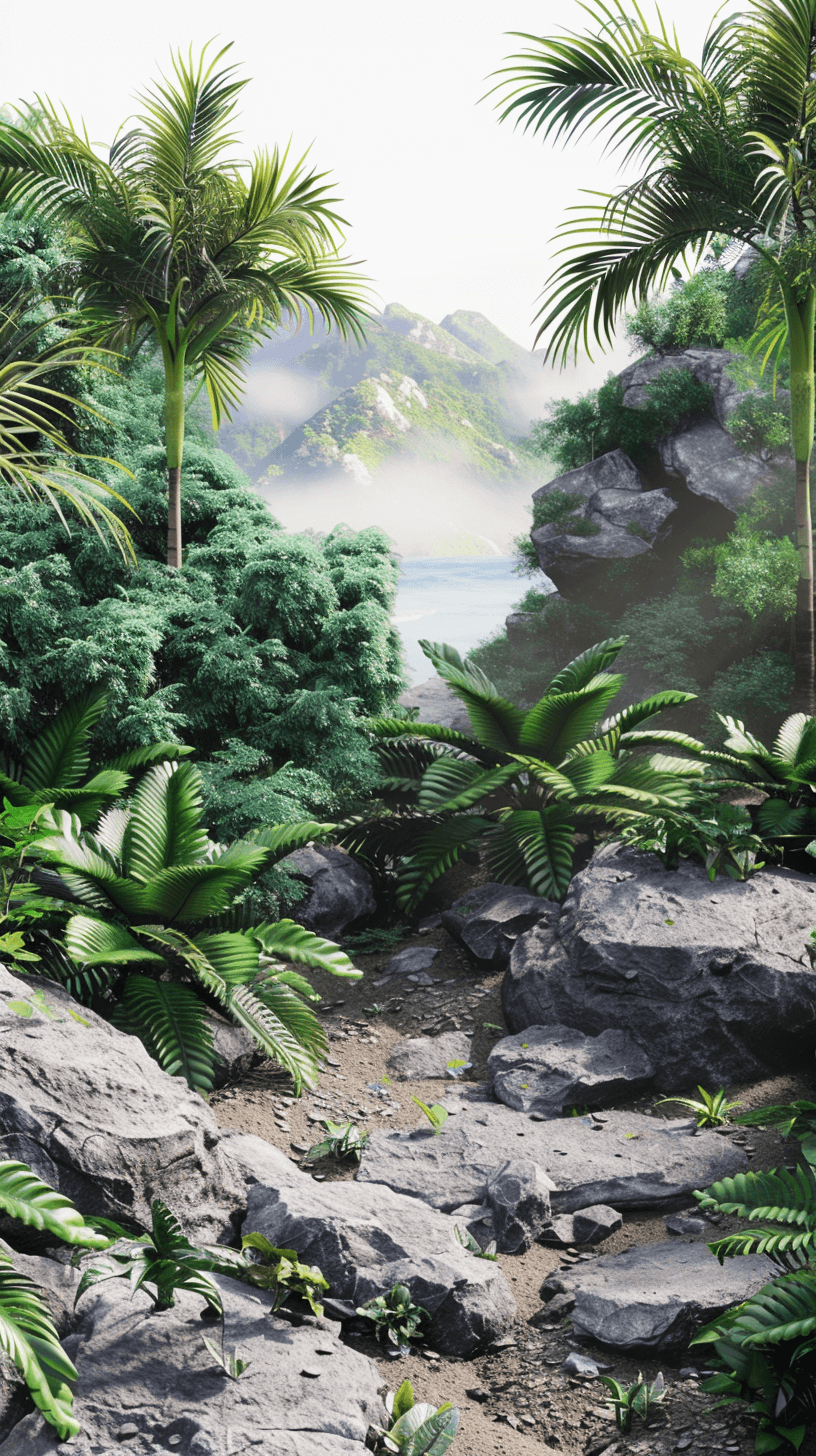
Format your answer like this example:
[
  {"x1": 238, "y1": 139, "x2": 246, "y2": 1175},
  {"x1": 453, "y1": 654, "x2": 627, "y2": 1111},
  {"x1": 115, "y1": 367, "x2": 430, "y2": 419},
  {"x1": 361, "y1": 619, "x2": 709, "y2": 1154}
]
[{"x1": 212, "y1": 902, "x2": 816, "y2": 1456}]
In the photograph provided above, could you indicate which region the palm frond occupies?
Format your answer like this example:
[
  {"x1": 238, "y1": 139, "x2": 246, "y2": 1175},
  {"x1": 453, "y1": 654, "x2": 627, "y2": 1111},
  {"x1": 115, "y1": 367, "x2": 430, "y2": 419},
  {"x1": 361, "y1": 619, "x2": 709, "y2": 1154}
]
[
  {"x1": 21, "y1": 689, "x2": 108, "y2": 792},
  {"x1": 484, "y1": 807, "x2": 574, "y2": 901},
  {"x1": 250, "y1": 919, "x2": 360, "y2": 978},
  {"x1": 111, "y1": 975, "x2": 215, "y2": 1093},
  {"x1": 395, "y1": 816, "x2": 492, "y2": 911},
  {"x1": 0, "y1": 1253, "x2": 79, "y2": 1439},
  {"x1": 123, "y1": 761, "x2": 209, "y2": 878}
]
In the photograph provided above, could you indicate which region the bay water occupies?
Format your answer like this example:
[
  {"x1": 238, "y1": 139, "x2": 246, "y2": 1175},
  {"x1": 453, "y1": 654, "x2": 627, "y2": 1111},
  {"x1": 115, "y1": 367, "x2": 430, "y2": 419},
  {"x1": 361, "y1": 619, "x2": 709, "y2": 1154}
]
[{"x1": 392, "y1": 555, "x2": 524, "y2": 683}]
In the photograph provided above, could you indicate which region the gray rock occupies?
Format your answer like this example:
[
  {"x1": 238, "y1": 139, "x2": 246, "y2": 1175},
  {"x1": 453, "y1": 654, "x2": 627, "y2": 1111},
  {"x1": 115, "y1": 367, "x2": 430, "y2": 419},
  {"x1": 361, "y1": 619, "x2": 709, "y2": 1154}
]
[
  {"x1": 563, "y1": 1352, "x2": 600, "y2": 1376},
  {"x1": 357, "y1": 1096, "x2": 747, "y2": 1213},
  {"x1": 383, "y1": 945, "x2": 440, "y2": 978},
  {"x1": 502, "y1": 843, "x2": 816, "y2": 1087},
  {"x1": 0, "y1": 968, "x2": 250, "y2": 1243},
  {"x1": 660, "y1": 417, "x2": 766, "y2": 513},
  {"x1": 530, "y1": 452, "x2": 677, "y2": 591},
  {"x1": 618, "y1": 348, "x2": 738, "y2": 424},
  {"x1": 573, "y1": 1205, "x2": 623, "y2": 1244},
  {"x1": 397, "y1": 677, "x2": 473, "y2": 735},
  {"x1": 540, "y1": 1240, "x2": 775, "y2": 1352},
  {"x1": 207, "y1": 1011, "x2": 259, "y2": 1087},
  {"x1": 665, "y1": 1213, "x2": 709, "y2": 1236},
  {"x1": 387, "y1": 1031, "x2": 472, "y2": 1080},
  {"x1": 488, "y1": 1024, "x2": 655, "y2": 1116},
  {"x1": 441, "y1": 883, "x2": 555, "y2": 972},
  {"x1": 244, "y1": 1166, "x2": 515, "y2": 1357},
  {"x1": 485, "y1": 1156, "x2": 554, "y2": 1253},
  {"x1": 281, "y1": 846, "x2": 375, "y2": 939},
  {"x1": 0, "y1": 1276, "x2": 383, "y2": 1455}
]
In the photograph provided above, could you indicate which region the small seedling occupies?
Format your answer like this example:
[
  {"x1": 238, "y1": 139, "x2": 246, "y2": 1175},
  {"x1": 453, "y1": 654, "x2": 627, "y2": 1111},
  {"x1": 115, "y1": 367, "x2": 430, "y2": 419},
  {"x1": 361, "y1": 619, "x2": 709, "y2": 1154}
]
[
  {"x1": 303, "y1": 1120, "x2": 369, "y2": 1164},
  {"x1": 357, "y1": 1282, "x2": 429, "y2": 1347},
  {"x1": 411, "y1": 1096, "x2": 448, "y2": 1135},
  {"x1": 655, "y1": 1086, "x2": 741, "y2": 1128},
  {"x1": 368, "y1": 1379, "x2": 460, "y2": 1453},
  {"x1": 454, "y1": 1224, "x2": 497, "y2": 1260},
  {"x1": 364, "y1": 1003, "x2": 384, "y2": 1016},
  {"x1": 483, "y1": 1022, "x2": 503, "y2": 1032},
  {"x1": 202, "y1": 1335, "x2": 250, "y2": 1380},
  {"x1": 601, "y1": 1372, "x2": 666, "y2": 1432},
  {"x1": 240, "y1": 1233, "x2": 328, "y2": 1317},
  {"x1": 445, "y1": 1058, "x2": 471, "y2": 1080}
]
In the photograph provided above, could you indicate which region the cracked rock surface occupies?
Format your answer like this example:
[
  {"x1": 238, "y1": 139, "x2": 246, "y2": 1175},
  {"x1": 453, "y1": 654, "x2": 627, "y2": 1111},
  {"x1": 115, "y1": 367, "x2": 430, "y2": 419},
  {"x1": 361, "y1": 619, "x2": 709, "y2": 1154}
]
[{"x1": 502, "y1": 842, "x2": 816, "y2": 1089}]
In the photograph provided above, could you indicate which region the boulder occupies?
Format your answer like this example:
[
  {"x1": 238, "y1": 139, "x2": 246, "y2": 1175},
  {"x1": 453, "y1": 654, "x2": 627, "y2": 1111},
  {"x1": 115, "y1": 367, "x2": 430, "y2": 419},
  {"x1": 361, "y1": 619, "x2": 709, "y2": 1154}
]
[
  {"x1": 485, "y1": 1156, "x2": 554, "y2": 1253},
  {"x1": 530, "y1": 451, "x2": 677, "y2": 593},
  {"x1": 540, "y1": 1240, "x2": 775, "y2": 1352},
  {"x1": 502, "y1": 843, "x2": 816, "y2": 1088},
  {"x1": 540, "y1": 1204, "x2": 622, "y2": 1247},
  {"x1": 281, "y1": 846, "x2": 375, "y2": 939},
  {"x1": 356, "y1": 1095, "x2": 747, "y2": 1214},
  {"x1": 244, "y1": 1170, "x2": 515, "y2": 1357},
  {"x1": 660, "y1": 417, "x2": 766, "y2": 513},
  {"x1": 488, "y1": 1024, "x2": 655, "y2": 1116},
  {"x1": 618, "y1": 348, "x2": 738, "y2": 424},
  {"x1": 397, "y1": 677, "x2": 473, "y2": 734},
  {"x1": 0, "y1": 968, "x2": 250, "y2": 1243},
  {"x1": 0, "y1": 1275, "x2": 384, "y2": 1455},
  {"x1": 441, "y1": 883, "x2": 555, "y2": 972},
  {"x1": 387, "y1": 1031, "x2": 472, "y2": 1080},
  {"x1": 383, "y1": 945, "x2": 440, "y2": 978}
]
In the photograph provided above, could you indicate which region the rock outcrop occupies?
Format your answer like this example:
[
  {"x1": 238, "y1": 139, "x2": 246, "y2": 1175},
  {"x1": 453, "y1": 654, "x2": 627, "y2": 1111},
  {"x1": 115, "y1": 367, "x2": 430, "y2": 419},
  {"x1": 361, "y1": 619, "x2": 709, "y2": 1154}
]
[{"x1": 502, "y1": 843, "x2": 816, "y2": 1088}]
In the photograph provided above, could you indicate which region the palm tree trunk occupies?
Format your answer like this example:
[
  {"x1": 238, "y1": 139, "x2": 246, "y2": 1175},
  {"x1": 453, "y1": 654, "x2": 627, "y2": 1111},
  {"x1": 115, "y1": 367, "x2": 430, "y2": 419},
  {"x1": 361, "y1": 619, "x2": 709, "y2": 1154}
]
[
  {"x1": 786, "y1": 288, "x2": 816, "y2": 714},
  {"x1": 164, "y1": 363, "x2": 185, "y2": 569}
]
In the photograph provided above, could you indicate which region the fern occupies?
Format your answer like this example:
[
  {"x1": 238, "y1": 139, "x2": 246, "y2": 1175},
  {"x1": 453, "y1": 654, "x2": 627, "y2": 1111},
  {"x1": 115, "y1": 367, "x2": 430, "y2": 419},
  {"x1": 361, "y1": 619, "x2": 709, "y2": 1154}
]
[{"x1": 112, "y1": 977, "x2": 216, "y2": 1093}]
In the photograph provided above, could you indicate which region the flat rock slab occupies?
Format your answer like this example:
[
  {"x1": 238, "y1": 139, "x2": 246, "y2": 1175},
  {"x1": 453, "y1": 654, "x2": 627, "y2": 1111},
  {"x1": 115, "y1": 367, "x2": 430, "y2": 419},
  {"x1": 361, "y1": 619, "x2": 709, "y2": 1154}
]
[
  {"x1": 541, "y1": 1240, "x2": 775, "y2": 1352},
  {"x1": 387, "y1": 1031, "x2": 472, "y2": 1080},
  {"x1": 441, "y1": 883, "x2": 555, "y2": 972},
  {"x1": 0, "y1": 968, "x2": 248, "y2": 1242},
  {"x1": 488, "y1": 1024, "x2": 654, "y2": 1116},
  {"x1": 0, "y1": 1278, "x2": 383, "y2": 1456},
  {"x1": 244, "y1": 1158, "x2": 515, "y2": 1356},
  {"x1": 502, "y1": 843, "x2": 816, "y2": 1088},
  {"x1": 383, "y1": 945, "x2": 440, "y2": 978},
  {"x1": 356, "y1": 1097, "x2": 747, "y2": 1214}
]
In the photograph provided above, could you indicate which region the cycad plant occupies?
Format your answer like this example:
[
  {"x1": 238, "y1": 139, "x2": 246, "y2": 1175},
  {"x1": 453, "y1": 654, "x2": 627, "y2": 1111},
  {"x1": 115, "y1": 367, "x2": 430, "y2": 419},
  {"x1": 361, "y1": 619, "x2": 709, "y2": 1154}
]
[
  {"x1": 349, "y1": 636, "x2": 703, "y2": 907},
  {"x1": 0, "y1": 1159, "x2": 110, "y2": 1440},
  {"x1": 34, "y1": 758, "x2": 357, "y2": 1092},
  {"x1": 492, "y1": 0, "x2": 816, "y2": 710},
  {"x1": 0, "y1": 44, "x2": 371, "y2": 565},
  {"x1": 706, "y1": 712, "x2": 816, "y2": 865},
  {"x1": 692, "y1": 1161, "x2": 816, "y2": 1449}
]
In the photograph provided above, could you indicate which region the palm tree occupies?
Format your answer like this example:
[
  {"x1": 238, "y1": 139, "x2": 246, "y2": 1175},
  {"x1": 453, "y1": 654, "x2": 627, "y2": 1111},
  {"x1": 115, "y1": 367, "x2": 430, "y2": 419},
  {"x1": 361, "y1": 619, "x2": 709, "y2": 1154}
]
[
  {"x1": 0, "y1": 293, "x2": 135, "y2": 561},
  {"x1": 0, "y1": 44, "x2": 371, "y2": 566},
  {"x1": 492, "y1": 0, "x2": 816, "y2": 711}
]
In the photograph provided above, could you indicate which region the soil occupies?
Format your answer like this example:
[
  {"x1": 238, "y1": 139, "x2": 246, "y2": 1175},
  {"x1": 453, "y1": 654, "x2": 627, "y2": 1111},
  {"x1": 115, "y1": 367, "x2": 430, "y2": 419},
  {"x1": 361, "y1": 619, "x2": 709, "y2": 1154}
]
[{"x1": 212, "y1": 872, "x2": 816, "y2": 1456}]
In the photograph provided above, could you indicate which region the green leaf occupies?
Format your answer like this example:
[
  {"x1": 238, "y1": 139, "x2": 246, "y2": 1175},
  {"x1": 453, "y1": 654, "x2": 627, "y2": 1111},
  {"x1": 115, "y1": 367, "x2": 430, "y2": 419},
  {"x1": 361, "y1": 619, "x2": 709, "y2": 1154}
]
[
  {"x1": 111, "y1": 976, "x2": 216, "y2": 1093},
  {"x1": 122, "y1": 761, "x2": 210, "y2": 877},
  {"x1": 419, "y1": 640, "x2": 525, "y2": 751},
  {"x1": 418, "y1": 759, "x2": 518, "y2": 813},
  {"x1": 0, "y1": 1252, "x2": 79, "y2": 1439},
  {"x1": 0, "y1": 1160, "x2": 110, "y2": 1248},
  {"x1": 251, "y1": 919, "x2": 360, "y2": 978},
  {"x1": 64, "y1": 915, "x2": 165, "y2": 968},
  {"x1": 395, "y1": 816, "x2": 492, "y2": 911},
  {"x1": 484, "y1": 808, "x2": 574, "y2": 901},
  {"x1": 392, "y1": 1378, "x2": 416, "y2": 1421},
  {"x1": 248, "y1": 821, "x2": 337, "y2": 861},
  {"x1": 21, "y1": 688, "x2": 108, "y2": 792}
]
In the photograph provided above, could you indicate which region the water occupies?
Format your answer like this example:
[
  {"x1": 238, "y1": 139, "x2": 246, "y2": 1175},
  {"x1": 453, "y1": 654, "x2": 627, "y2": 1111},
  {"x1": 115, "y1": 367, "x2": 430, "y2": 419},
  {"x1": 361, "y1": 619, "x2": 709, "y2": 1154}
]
[{"x1": 392, "y1": 556, "x2": 524, "y2": 683}]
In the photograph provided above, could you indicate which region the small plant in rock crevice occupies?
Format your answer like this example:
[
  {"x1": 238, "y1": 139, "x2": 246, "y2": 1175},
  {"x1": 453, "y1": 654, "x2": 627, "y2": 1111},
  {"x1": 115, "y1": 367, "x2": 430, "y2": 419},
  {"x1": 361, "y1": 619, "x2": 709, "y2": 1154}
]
[
  {"x1": 601, "y1": 1372, "x2": 667, "y2": 1433},
  {"x1": 356, "y1": 1282, "x2": 429, "y2": 1348},
  {"x1": 367, "y1": 1378, "x2": 460, "y2": 1453},
  {"x1": 655, "y1": 1086, "x2": 741, "y2": 1128},
  {"x1": 411, "y1": 1096, "x2": 448, "y2": 1135},
  {"x1": 303, "y1": 1119, "x2": 369, "y2": 1164},
  {"x1": 454, "y1": 1224, "x2": 497, "y2": 1260}
]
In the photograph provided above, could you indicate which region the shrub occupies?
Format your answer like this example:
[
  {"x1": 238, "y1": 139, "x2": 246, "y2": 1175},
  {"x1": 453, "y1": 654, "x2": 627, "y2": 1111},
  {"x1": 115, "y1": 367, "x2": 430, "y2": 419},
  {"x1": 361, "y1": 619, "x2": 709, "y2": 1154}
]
[
  {"x1": 529, "y1": 369, "x2": 713, "y2": 473},
  {"x1": 728, "y1": 393, "x2": 790, "y2": 460},
  {"x1": 625, "y1": 269, "x2": 733, "y2": 351},
  {"x1": 711, "y1": 530, "x2": 798, "y2": 621}
]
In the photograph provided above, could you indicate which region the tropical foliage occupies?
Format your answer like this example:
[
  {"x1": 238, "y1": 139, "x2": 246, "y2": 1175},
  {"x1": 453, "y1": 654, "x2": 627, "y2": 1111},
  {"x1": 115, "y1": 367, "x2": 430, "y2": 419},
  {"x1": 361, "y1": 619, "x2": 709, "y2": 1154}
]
[
  {"x1": 32, "y1": 755, "x2": 359, "y2": 1093},
  {"x1": 493, "y1": 0, "x2": 816, "y2": 710},
  {"x1": 0, "y1": 45, "x2": 371, "y2": 564},
  {"x1": 346, "y1": 635, "x2": 703, "y2": 907},
  {"x1": 0, "y1": 1159, "x2": 109, "y2": 1440},
  {"x1": 369, "y1": 1379, "x2": 461, "y2": 1455},
  {"x1": 693, "y1": 1155, "x2": 816, "y2": 1450},
  {"x1": 704, "y1": 712, "x2": 816, "y2": 865}
]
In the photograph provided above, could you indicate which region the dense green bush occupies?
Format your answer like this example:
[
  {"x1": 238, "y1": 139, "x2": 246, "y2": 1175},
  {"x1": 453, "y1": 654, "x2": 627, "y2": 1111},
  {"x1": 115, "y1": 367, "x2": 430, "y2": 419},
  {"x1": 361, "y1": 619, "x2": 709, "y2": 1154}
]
[
  {"x1": 625, "y1": 264, "x2": 766, "y2": 353},
  {"x1": 727, "y1": 392, "x2": 790, "y2": 460},
  {"x1": 529, "y1": 368, "x2": 713, "y2": 474}
]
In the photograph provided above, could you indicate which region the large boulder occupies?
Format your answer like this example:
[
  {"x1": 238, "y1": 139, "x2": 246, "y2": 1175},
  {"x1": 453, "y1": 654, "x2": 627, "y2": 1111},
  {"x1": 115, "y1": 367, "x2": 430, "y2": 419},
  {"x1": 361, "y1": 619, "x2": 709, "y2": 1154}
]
[
  {"x1": 281, "y1": 846, "x2": 376, "y2": 939},
  {"x1": 441, "y1": 883, "x2": 555, "y2": 972},
  {"x1": 660, "y1": 417, "x2": 766, "y2": 513},
  {"x1": 244, "y1": 1168, "x2": 515, "y2": 1357},
  {"x1": 0, "y1": 968, "x2": 250, "y2": 1243},
  {"x1": 618, "y1": 348, "x2": 738, "y2": 424},
  {"x1": 502, "y1": 843, "x2": 816, "y2": 1088},
  {"x1": 530, "y1": 451, "x2": 677, "y2": 594},
  {"x1": 397, "y1": 677, "x2": 473, "y2": 734},
  {"x1": 0, "y1": 1275, "x2": 384, "y2": 1455},
  {"x1": 540, "y1": 1239, "x2": 775, "y2": 1353},
  {"x1": 357, "y1": 1095, "x2": 747, "y2": 1214},
  {"x1": 488, "y1": 1024, "x2": 655, "y2": 1116}
]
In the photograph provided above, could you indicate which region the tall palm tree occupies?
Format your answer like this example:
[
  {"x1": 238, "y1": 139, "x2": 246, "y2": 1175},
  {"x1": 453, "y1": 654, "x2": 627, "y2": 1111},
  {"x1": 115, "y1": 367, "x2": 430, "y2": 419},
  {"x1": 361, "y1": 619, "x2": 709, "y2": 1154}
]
[
  {"x1": 492, "y1": 0, "x2": 816, "y2": 711},
  {"x1": 0, "y1": 44, "x2": 371, "y2": 566}
]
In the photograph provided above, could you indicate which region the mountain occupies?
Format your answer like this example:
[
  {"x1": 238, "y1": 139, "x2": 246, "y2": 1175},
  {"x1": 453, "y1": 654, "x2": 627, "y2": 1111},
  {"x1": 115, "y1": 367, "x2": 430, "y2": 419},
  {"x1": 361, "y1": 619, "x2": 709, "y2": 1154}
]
[{"x1": 213, "y1": 304, "x2": 556, "y2": 556}]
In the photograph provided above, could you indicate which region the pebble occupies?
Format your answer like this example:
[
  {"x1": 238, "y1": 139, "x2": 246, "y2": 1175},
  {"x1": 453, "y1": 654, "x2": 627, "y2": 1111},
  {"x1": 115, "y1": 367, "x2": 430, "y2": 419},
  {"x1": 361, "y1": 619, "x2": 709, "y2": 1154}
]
[
  {"x1": 301, "y1": 1367, "x2": 322, "y2": 1377},
  {"x1": 563, "y1": 1352, "x2": 600, "y2": 1376},
  {"x1": 116, "y1": 1425, "x2": 140, "y2": 1441}
]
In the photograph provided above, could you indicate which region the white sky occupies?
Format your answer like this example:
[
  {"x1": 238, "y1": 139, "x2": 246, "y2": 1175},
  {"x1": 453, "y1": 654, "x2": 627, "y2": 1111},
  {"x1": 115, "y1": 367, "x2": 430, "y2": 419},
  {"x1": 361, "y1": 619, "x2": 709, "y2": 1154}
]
[{"x1": 4, "y1": 0, "x2": 727, "y2": 378}]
